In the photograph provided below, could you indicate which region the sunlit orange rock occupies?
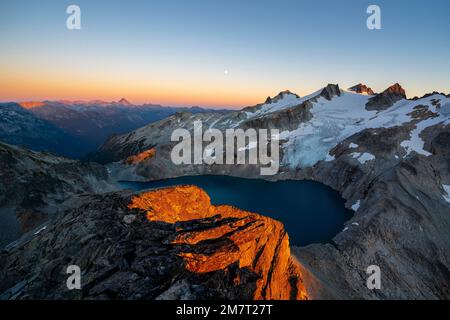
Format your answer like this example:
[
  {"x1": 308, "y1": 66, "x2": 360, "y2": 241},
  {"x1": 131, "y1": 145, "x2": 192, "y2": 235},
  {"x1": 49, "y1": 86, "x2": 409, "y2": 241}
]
[
  {"x1": 128, "y1": 185, "x2": 308, "y2": 300},
  {"x1": 123, "y1": 148, "x2": 156, "y2": 165},
  {"x1": 18, "y1": 101, "x2": 45, "y2": 109}
]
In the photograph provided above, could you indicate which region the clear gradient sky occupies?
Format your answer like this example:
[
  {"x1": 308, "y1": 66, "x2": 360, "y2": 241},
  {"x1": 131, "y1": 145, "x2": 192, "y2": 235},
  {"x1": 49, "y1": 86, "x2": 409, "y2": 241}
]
[{"x1": 0, "y1": 0, "x2": 449, "y2": 108}]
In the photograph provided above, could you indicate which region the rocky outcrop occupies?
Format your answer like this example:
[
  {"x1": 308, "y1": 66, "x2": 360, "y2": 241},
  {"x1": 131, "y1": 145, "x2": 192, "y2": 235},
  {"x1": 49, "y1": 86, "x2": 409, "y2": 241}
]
[
  {"x1": 366, "y1": 83, "x2": 407, "y2": 111},
  {"x1": 348, "y1": 84, "x2": 375, "y2": 95},
  {"x1": 264, "y1": 90, "x2": 300, "y2": 105},
  {"x1": 319, "y1": 84, "x2": 341, "y2": 101},
  {"x1": 242, "y1": 100, "x2": 313, "y2": 131},
  {"x1": 0, "y1": 186, "x2": 307, "y2": 300},
  {"x1": 123, "y1": 148, "x2": 156, "y2": 165},
  {"x1": 0, "y1": 142, "x2": 115, "y2": 248}
]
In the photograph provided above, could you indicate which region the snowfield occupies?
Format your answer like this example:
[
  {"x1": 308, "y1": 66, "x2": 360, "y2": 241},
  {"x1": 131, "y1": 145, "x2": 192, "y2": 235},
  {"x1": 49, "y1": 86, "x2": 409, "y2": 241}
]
[{"x1": 243, "y1": 88, "x2": 450, "y2": 168}]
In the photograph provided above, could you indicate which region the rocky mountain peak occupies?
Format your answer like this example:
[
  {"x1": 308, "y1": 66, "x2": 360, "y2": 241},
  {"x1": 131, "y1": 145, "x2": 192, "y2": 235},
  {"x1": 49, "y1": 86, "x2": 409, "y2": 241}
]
[
  {"x1": 385, "y1": 83, "x2": 406, "y2": 98},
  {"x1": 348, "y1": 83, "x2": 375, "y2": 95},
  {"x1": 320, "y1": 84, "x2": 341, "y2": 100},
  {"x1": 118, "y1": 98, "x2": 132, "y2": 105},
  {"x1": 366, "y1": 83, "x2": 407, "y2": 111},
  {"x1": 266, "y1": 90, "x2": 300, "y2": 104}
]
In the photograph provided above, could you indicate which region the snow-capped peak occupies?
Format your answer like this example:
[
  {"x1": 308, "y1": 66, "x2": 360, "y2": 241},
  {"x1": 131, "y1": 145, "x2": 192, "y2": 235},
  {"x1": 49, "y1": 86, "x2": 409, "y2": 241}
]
[
  {"x1": 265, "y1": 90, "x2": 300, "y2": 104},
  {"x1": 348, "y1": 83, "x2": 375, "y2": 95}
]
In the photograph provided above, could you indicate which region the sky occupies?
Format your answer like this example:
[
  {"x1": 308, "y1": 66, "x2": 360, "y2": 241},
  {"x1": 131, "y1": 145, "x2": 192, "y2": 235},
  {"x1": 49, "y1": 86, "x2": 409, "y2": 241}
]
[{"x1": 0, "y1": 0, "x2": 449, "y2": 108}]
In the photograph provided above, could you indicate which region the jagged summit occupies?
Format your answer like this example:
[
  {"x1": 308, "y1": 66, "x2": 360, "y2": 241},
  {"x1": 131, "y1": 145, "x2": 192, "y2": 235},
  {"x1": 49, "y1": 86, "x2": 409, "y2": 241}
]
[
  {"x1": 412, "y1": 91, "x2": 450, "y2": 100},
  {"x1": 319, "y1": 84, "x2": 341, "y2": 100},
  {"x1": 348, "y1": 83, "x2": 375, "y2": 95},
  {"x1": 265, "y1": 90, "x2": 300, "y2": 104},
  {"x1": 384, "y1": 83, "x2": 406, "y2": 98},
  {"x1": 366, "y1": 83, "x2": 407, "y2": 111},
  {"x1": 117, "y1": 98, "x2": 132, "y2": 105}
]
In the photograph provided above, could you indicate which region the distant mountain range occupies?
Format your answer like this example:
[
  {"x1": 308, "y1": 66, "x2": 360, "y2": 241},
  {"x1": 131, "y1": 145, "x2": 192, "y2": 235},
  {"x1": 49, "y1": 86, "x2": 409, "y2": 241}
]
[
  {"x1": 0, "y1": 99, "x2": 230, "y2": 158},
  {"x1": 0, "y1": 103, "x2": 88, "y2": 158}
]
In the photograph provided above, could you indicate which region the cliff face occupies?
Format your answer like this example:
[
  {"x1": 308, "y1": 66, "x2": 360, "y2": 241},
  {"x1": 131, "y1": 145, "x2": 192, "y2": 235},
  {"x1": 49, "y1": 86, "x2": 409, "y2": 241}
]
[
  {"x1": 348, "y1": 84, "x2": 375, "y2": 96},
  {"x1": 365, "y1": 83, "x2": 407, "y2": 111},
  {"x1": 0, "y1": 186, "x2": 307, "y2": 300}
]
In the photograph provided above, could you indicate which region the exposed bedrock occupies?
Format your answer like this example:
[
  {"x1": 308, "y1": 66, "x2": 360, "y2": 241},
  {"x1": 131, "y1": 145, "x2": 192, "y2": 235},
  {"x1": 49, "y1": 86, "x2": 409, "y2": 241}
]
[
  {"x1": 365, "y1": 83, "x2": 407, "y2": 111},
  {"x1": 0, "y1": 186, "x2": 307, "y2": 300},
  {"x1": 241, "y1": 100, "x2": 313, "y2": 131}
]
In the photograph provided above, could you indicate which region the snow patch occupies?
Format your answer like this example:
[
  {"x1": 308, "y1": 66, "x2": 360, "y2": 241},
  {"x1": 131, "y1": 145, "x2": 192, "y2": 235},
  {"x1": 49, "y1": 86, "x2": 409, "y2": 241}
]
[
  {"x1": 443, "y1": 185, "x2": 450, "y2": 204},
  {"x1": 325, "y1": 153, "x2": 335, "y2": 162},
  {"x1": 351, "y1": 200, "x2": 361, "y2": 211},
  {"x1": 357, "y1": 152, "x2": 376, "y2": 164},
  {"x1": 350, "y1": 152, "x2": 375, "y2": 164},
  {"x1": 33, "y1": 225, "x2": 47, "y2": 236}
]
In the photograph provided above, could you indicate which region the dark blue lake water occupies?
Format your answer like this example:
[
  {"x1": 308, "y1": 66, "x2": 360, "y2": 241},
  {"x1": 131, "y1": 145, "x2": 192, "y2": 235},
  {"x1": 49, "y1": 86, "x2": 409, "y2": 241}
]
[{"x1": 120, "y1": 175, "x2": 353, "y2": 246}]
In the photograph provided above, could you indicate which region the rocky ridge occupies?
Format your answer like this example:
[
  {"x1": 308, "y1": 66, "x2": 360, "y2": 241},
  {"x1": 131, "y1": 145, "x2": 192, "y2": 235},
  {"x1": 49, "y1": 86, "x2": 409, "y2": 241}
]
[
  {"x1": 0, "y1": 186, "x2": 307, "y2": 300},
  {"x1": 365, "y1": 83, "x2": 407, "y2": 111},
  {"x1": 348, "y1": 83, "x2": 375, "y2": 95}
]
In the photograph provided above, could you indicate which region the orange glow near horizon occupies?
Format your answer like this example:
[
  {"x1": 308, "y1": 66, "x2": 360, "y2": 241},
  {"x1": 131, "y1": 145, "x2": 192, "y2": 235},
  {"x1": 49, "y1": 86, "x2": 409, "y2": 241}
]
[
  {"x1": 1, "y1": 54, "x2": 444, "y2": 108},
  {"x1": 1, "y1": 45, "x2": 447, "y2": 109},
  {"x1": 0, "y1": 76, "x2": 270, "y2": 109},
  {"x1": 0, "y1": 60, "x2": 278, "y2": 109}
]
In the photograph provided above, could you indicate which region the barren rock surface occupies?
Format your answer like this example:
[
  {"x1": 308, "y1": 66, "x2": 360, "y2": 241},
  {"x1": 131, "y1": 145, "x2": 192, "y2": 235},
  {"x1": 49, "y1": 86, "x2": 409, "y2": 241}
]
[{"x1": 0, "y1": 186, "x2": 307, "y2": 300}]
